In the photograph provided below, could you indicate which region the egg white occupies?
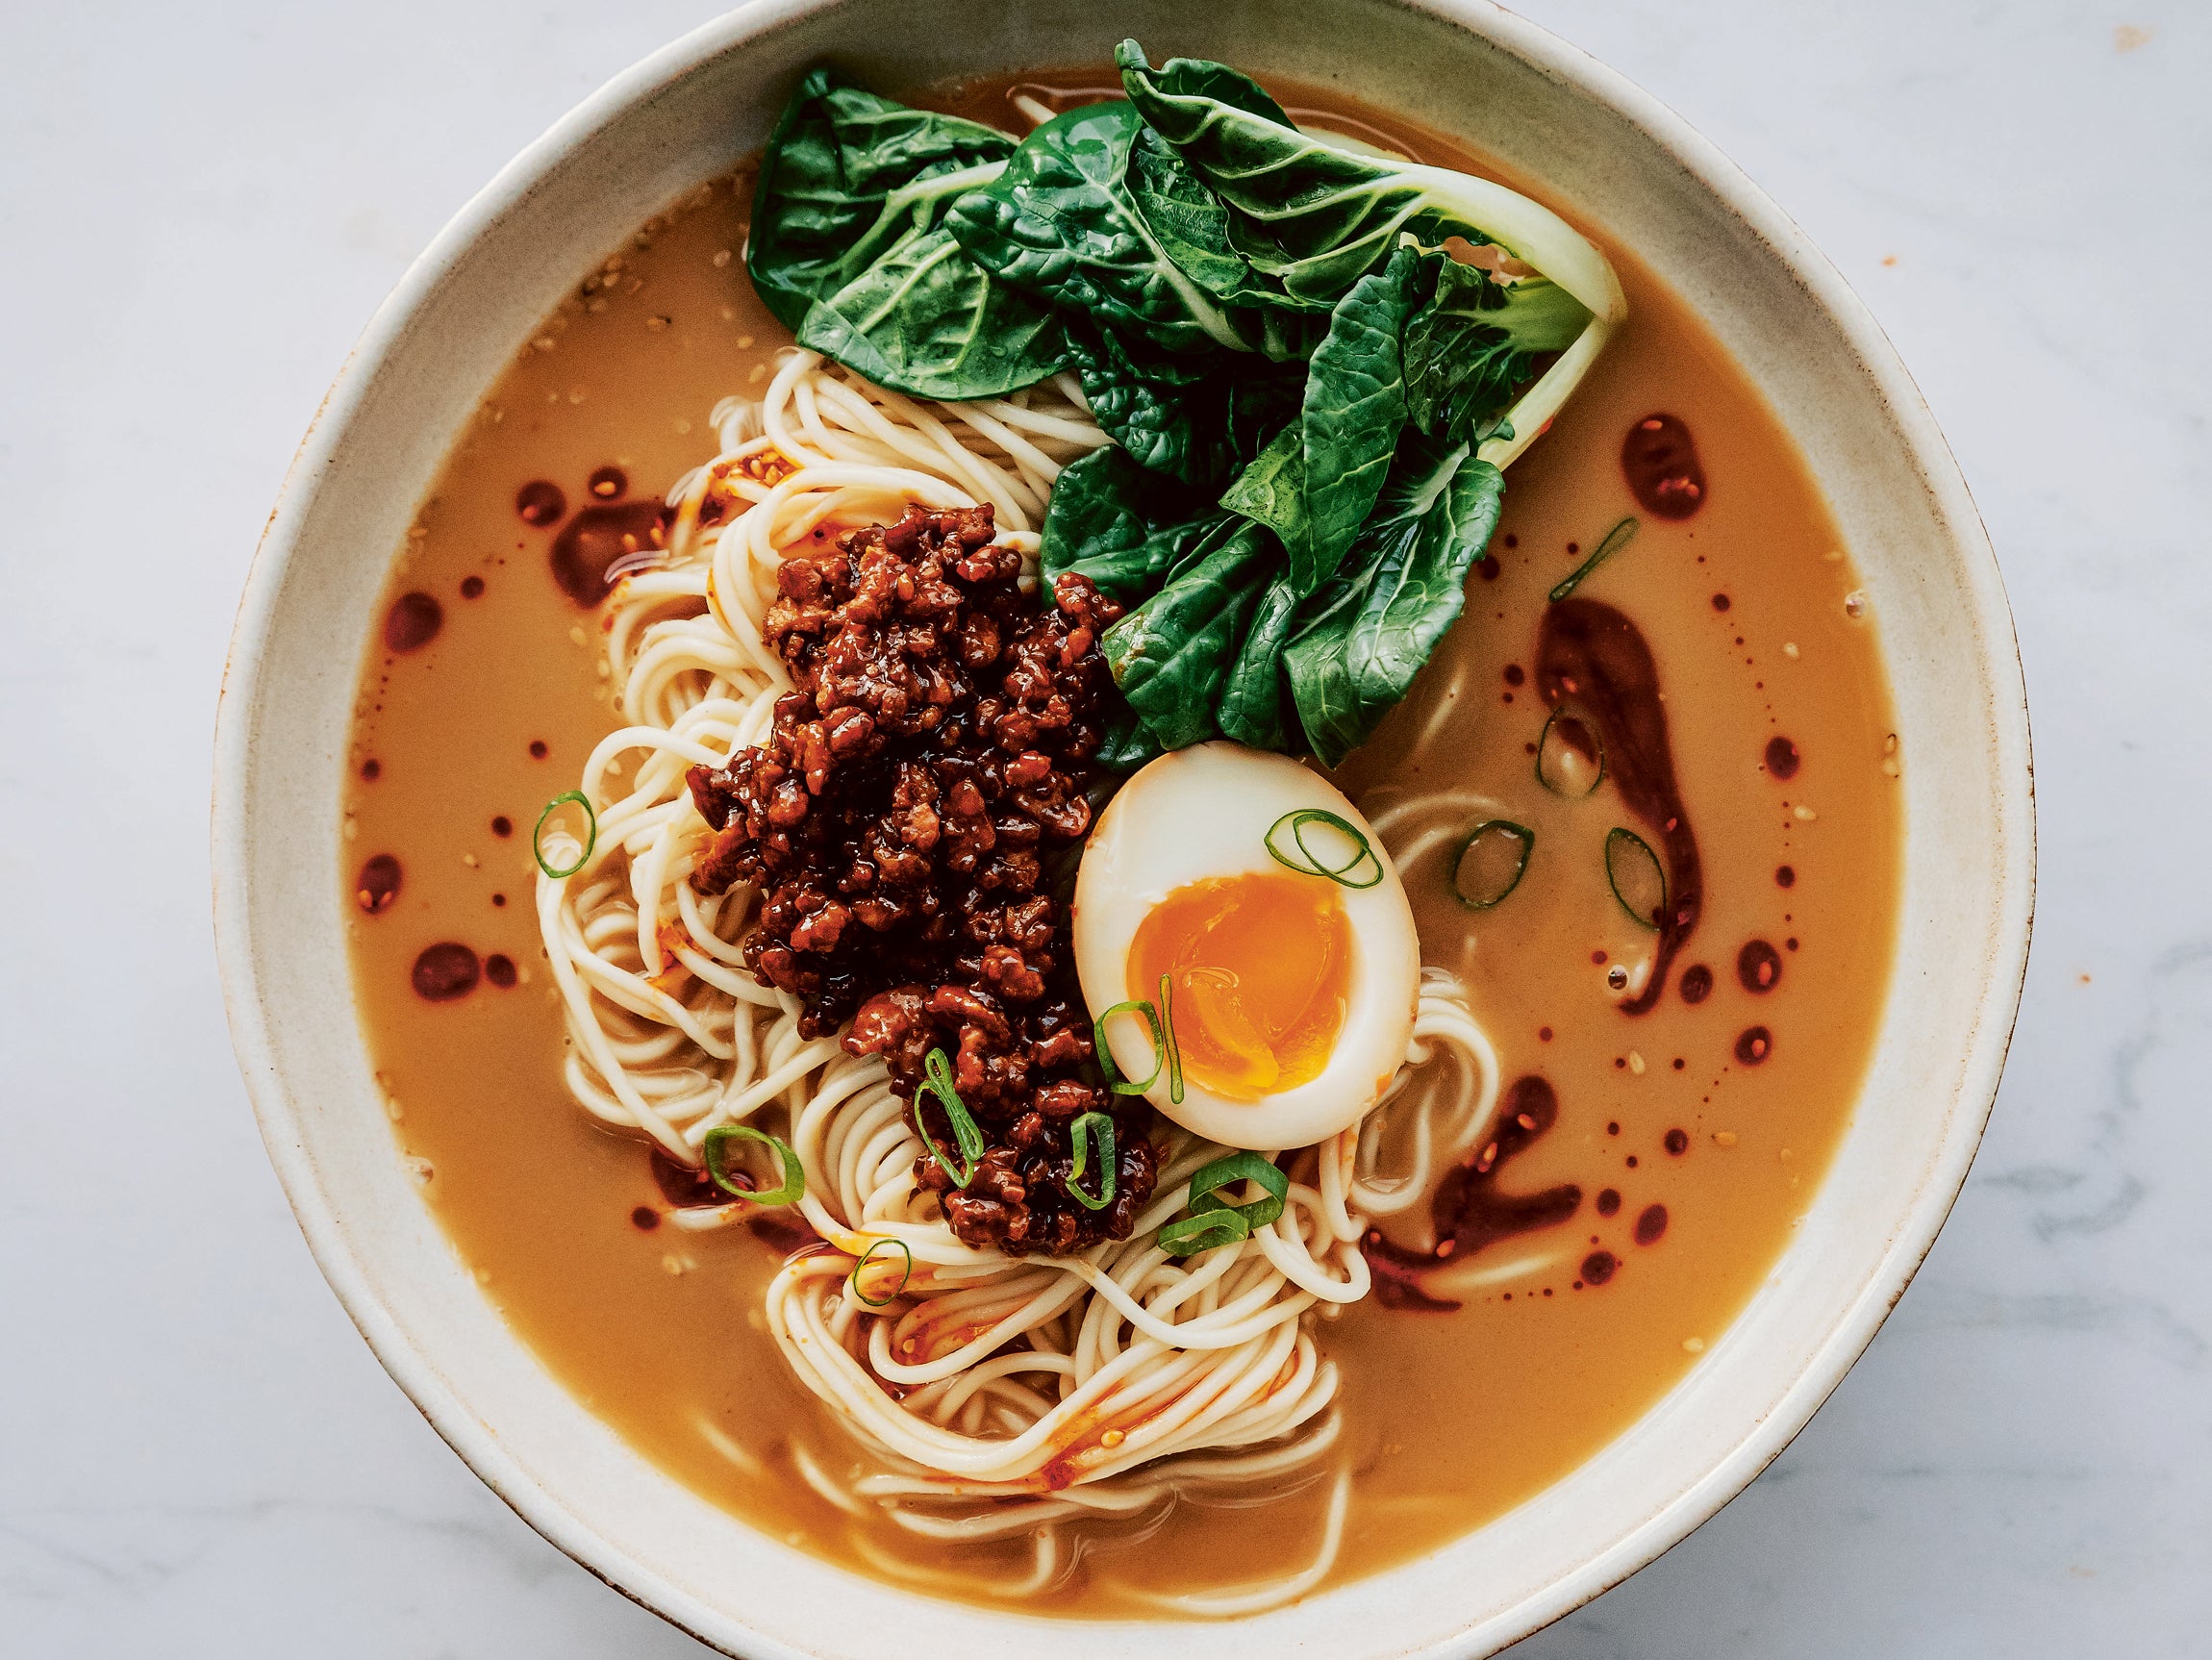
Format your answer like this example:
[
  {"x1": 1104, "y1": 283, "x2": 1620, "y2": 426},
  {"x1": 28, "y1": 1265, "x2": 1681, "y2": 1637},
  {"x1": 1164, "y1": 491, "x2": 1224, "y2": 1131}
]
[{"x1": 1072, "y1": 743, "x2": 1421, "y2": 1151}]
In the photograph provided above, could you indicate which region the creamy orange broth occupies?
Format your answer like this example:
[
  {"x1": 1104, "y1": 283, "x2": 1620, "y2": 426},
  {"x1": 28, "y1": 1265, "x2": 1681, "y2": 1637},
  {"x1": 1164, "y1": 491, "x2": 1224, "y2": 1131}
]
[{"x1": 340, "y1": 68, "x2": 1900, "y2": 1614}]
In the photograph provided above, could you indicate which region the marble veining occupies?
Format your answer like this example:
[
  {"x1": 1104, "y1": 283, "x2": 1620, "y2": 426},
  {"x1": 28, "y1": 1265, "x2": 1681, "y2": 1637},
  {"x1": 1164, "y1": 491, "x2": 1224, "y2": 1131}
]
[{"x1": 2, "y1": 0, "x2": 2205, "y2": 1654}]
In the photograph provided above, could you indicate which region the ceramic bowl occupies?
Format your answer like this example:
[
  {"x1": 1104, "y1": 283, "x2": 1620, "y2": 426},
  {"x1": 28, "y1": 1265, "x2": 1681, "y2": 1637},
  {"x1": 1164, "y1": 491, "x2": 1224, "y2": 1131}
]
[{"x1": 213, "y1": 2, "x2": 2033, "y2": 1653}]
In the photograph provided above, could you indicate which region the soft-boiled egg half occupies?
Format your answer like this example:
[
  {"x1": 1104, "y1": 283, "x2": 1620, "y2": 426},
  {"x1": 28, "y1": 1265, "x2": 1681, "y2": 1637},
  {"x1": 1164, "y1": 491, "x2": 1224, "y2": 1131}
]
[{"x1": 1072, "y1": 743, "x2": 1420, "y2": 1150}]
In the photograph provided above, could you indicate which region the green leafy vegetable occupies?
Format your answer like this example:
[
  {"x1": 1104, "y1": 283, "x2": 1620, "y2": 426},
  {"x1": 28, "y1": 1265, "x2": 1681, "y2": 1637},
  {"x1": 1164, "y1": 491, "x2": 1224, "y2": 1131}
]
[
  {"x1": 948, "y1": 102, "x2": 1251, "y2": 353},
  {"x1": 1100, "y1": 517, "x2": 1280, "y2": 749},
  {"x1": 1217, "y1": 573, "x2": 1302, "y2": 749},
  {"x1": 795, "y1": 224, "x2": 1075, "y2": 399},
  {"x1": 1040, "y1": 446, "x2": 1214, "y2": 598},
  {"x1": 1403, "y1": 256, "x2": 1587, "y2": 443},
  {"x1": 1284, "y1": 431, "x2": 1506, "y2": 766},
  {"x1": 748, "y1": 68, "x2": 1019, "y2": 332},
  {"x1": 1068, "y1": 328, "x2": 1226, "y2": 486},
  {"x1": 1117, "y1": 41, "x2": 1618, "y2": 319},
  {"x1": 1295, "y1": 244, "x2": 1426, "y2": 592},
  {"x1": 1117, "y1": 40, "x2": 1620, "y2": 472}
]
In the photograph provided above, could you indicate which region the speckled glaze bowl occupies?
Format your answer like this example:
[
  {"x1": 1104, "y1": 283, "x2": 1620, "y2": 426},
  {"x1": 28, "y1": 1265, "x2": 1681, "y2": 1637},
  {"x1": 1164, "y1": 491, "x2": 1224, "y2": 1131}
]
[{"x1": 213, "y1": 2, "x2": 2033, "y2": 1654}]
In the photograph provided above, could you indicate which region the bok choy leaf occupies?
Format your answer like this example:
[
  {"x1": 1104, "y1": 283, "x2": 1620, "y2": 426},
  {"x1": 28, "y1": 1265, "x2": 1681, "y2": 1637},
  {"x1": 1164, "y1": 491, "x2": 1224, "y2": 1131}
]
[
  {"x1": 948, "y1": 102, "x2": 1252, "y2": 353},
  {"x1": 1117, "y1": 39, "x2": 1621, "y2": 469},
  {"x1": 1284, "y1": 431, "x2": 1506, "y2": 766},
  {"x1": 1101, "y1": 518, "x2": 1281, "y2": 750},
  {"x1": 748, "y1": 69, "x2": 1020, "y2": 331}
]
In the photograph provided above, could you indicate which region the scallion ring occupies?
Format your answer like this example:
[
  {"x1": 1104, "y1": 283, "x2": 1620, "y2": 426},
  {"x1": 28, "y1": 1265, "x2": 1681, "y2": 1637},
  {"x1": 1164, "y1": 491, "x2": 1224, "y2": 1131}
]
[
  {"x1": 1536, "y1": 706, "x2": 1606, "y2": 797},
  {"x1": 533, "y1": 790, "x2": 597, "y2": 879},
  {"x1": 1186, "y1": 1150, "x2": 1289, "y2": 1231},
  {"x1": 1451, "y1": 819, "x2": 1536, "y2": 910},
  {"x1": 1547, "y1": 515, "x2": 1640, "y2": 604},
  {"x1": 1158, "y1": 973, "x2": 1185, "y2": 1106},
  {"x1": 1093, "y1": 997, "x2": 1166, "y2": 1095},
  {"x1": 701, "y1": 1124, "x2": 805, "y2": 1206},
  {"x1": 1605, "y1": 826, "x2": 1667, "y2": 930},
  {"x1": 1157, "y1": 1208, "x2": 1252, "y2": 1258},
  {"x1": 848, "y1": 1237, "x2": 915, "y2": 1309},
  {"x1": 1264, "y1": 809, "x2": 1385, "y2": 890},
  {"x1": 913, "y1": 1045, "x2": 986, "y2": 1189},
  {"x1": 1067, "y1": 1112, "x2": 1118, "y2": 1211}
]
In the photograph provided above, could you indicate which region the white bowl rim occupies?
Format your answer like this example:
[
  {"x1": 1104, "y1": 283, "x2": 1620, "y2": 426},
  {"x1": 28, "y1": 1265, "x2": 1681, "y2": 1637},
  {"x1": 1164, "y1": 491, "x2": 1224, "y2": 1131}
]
[{"x1": 212, "y1": 1, "x2": 2034, "y2": 1653}]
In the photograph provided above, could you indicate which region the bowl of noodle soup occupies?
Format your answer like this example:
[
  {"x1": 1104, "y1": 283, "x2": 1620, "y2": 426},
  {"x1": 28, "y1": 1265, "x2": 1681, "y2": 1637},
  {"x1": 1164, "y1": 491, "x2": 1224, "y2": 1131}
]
[{"x1": 214, "y1": 1, "x2": 2030, "y2": 1654}]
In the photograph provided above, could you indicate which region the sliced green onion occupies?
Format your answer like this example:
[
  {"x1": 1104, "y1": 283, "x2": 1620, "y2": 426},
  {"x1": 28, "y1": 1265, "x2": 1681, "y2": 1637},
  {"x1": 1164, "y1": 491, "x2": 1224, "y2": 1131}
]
[
  {"x1": 1093, "y1": 980, "x2": 1182, "y2": 1105},
  {"x1": 1187, "y1": 1150, "x2": 1289, "y2": 1230},
  {"x1": 1547, "y1": 515, "x2": 1640, "y2": 604},
  {"x1": 1605, "y1": 826, "x2": 1667, "y2": 930},
  {"x1": 1452, "y1": 819, "x2": 1536, "y2": 910},
  {"x1": 1536, "y1": 706, "x2": 1606, "y2": 797},
  {"x1": 848, "y1": 1237, "x2": 915, "y2": 1308},
  {"x1": 701, "y1": 1124, "x2": 805, "y2": 1206},
  {"x1": 1157, "y1": 1208, "x2": 1252, "y2": 1258},
  {"x1": 1093, "y1": 998, "x2": 1166, "y2": 1095},
  {"x1": 1265, "y1": 809, "x2": 1385, "y2": 890},
  {"x1": 533, "y1": 790, "x2": 597, "y2": 879},
  {"x1": 1158, "y1": 973, "x2": 1187, "y2": 1106},
  {"x1": 1067, "y1": 1112, "x2": 1118, "y2": 1211},
  {"x1": 914, "y1": 1046, "x2": 986, "y2": 1189}
]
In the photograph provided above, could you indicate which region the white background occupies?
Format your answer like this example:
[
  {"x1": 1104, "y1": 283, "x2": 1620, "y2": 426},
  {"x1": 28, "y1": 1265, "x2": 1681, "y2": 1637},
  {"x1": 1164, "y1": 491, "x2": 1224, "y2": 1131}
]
[{"x1": 4, "y1": 2, "x2": 2207, "y2": 1654}]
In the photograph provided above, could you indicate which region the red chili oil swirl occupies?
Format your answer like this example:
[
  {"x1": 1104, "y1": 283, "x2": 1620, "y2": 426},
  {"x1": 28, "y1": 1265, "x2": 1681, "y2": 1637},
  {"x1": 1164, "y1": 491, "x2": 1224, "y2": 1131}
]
[
  {"x1": 551, "y1": 500, "x2": 671, "y2": 606},
  {"x1": 1365, "y1": 1075, "x2": 1583, "y2": 1311},
  {"x1": 1538, "y1": 598, "x2": 1703, "y2": 1014},
  {"x1": 1621, "y1": 414, "x2": 1706, "y2": 519}
]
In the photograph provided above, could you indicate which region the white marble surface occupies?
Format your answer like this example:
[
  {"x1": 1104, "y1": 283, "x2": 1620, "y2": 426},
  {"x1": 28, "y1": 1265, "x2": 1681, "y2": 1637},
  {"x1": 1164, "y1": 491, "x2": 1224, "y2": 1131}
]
[{"x1": 3, "y1": 1, "x2": 2204, "y2": 1653}]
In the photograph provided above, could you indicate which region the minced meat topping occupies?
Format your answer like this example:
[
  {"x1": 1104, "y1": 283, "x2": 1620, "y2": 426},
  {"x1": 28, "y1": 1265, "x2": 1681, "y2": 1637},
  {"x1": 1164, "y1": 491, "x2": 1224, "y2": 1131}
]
[{"x1": 685, "y1": 504, "x2": 1158, "y2": 1256}]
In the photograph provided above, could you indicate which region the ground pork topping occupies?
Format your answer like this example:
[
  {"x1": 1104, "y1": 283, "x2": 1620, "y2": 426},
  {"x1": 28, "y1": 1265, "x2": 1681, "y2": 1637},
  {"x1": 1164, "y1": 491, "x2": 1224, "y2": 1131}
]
[{"x1": 685, "y1": 504, "x2": 1156, "y2": 1255}]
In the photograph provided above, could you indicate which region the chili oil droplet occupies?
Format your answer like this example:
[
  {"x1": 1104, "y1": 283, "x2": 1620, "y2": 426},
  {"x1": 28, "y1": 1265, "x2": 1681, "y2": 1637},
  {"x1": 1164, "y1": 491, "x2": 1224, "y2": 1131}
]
[
  {"x1": 355, "y1": 854, "x2": 401, "y2": 914},
  {"x1": 411, "y1": 943, "x2": 480, "y2": 1001},
  {"x1": 516, "y1": 480, "x2": 566, "y2": 525},
  {"x1": 383, "y1": 591, "x2": 442, "y2": 652},
  {"x1": 1739, "y1": 940, "x2": 1783, "y2": 993}
]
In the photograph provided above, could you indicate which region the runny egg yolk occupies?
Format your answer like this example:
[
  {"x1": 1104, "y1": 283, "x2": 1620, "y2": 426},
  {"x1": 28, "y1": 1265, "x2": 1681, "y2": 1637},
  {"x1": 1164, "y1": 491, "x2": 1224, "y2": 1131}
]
[{"x1": 1126, "y1": 869, "x2": 1353, "y2": 1101}]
